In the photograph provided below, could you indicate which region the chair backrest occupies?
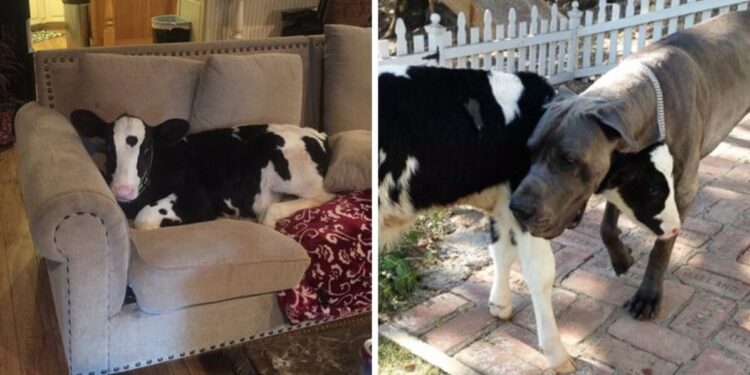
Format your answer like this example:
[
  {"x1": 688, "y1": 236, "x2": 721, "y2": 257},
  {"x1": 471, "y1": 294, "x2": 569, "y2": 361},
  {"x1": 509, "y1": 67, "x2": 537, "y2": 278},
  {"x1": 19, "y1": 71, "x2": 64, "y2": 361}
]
[{"x1": 34, "y1": 36, "x2": 327, "y2": 130}]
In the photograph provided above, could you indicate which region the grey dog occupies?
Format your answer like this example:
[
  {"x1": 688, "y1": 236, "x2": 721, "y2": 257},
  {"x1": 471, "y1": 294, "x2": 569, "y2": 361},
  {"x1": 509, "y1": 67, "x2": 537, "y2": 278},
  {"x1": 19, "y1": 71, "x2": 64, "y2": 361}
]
[{"x1": 509, "y1": 11, "x2": 750, "y2": 319}]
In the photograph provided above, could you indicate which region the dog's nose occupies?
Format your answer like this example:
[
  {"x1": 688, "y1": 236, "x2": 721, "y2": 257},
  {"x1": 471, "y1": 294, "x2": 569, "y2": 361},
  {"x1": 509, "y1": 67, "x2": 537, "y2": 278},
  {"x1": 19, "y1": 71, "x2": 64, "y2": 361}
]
[
  {"x1": 113, "y1": 185, "x2": 135, "y2": 199},
  {"x1": 510, "y1": 197, "x2": 536, "y2": 222}
]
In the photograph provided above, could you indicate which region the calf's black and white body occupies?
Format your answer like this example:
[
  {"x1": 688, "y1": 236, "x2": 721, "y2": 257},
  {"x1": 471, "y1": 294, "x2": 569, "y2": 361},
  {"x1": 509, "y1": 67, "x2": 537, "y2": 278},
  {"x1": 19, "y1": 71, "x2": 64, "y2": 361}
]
[
  {"x1": 378, "y1": 66, "x2": 576, "y2": 371},
  {"x1": 72, "y1": 110, "x2": 333, "y2": 229}
]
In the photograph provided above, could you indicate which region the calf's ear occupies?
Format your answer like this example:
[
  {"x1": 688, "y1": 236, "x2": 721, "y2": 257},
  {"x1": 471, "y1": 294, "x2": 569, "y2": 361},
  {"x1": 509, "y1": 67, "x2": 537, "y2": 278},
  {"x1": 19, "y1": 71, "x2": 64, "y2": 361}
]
[
  {"x1": 156, "y1": 119, "x2": 190, "y2": 145},
  {"x1": 70, "y1": 109, "x2": 109, "y2": 138}
]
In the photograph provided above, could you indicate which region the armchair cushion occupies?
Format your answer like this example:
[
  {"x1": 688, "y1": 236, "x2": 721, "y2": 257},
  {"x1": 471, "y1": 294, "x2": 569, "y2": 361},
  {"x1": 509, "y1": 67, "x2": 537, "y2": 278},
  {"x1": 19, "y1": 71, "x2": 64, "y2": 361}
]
[
  {"x1": 77, "y1": 53, "x2": 203, "y2": 125},
  {"x1": 323, "y1": 25, "x2": 372, "y2": 134},
  {"x1": 190, "y1": 54, "x2": 304, "y2": 133},
  {"x1": 129, "y1": 219, "x2": 310, "y2": 314}
]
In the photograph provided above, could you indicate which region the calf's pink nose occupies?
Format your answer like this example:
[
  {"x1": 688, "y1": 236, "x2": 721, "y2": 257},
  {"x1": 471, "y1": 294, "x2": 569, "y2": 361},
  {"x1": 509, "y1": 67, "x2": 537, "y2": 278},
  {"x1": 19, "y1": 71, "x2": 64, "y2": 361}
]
[
  {"x1": 671, "y1": 228, "x2": 680, "y2": 237},
  {"x1": 114, "y1": 185, "x2": 135, "y2": 198}
]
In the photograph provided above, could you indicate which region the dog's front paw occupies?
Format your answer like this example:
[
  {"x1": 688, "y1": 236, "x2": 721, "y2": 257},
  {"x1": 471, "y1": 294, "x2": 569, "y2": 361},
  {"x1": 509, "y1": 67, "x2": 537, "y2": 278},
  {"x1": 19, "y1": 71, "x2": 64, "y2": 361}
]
[
  {"x1": 611, "y1": 247, "x2": 634, "y2": 276},
  {"x1": 624, "y1": 288, "x2": 661, "y2": 320},
  {"x1": 488, "y1": 302, "x2": 513, "y2": 320}
]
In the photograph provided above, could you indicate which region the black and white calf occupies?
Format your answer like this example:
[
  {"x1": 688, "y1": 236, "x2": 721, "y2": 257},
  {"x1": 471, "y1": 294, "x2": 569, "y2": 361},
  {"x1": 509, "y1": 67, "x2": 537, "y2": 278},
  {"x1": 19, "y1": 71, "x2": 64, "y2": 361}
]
[
  {"x1": 379, "y1": 66, "x2": 682, "y2": 373},
  {"x1": 71, "y1": 110, "x2": 333, "y2": 229}
]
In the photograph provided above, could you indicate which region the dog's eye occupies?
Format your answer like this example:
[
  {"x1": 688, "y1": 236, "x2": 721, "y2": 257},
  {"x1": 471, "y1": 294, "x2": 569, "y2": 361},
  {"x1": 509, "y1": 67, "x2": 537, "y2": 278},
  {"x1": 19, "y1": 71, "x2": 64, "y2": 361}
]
[{"x1": 561, "y1": 154, "x2": 577, "y2": 166}]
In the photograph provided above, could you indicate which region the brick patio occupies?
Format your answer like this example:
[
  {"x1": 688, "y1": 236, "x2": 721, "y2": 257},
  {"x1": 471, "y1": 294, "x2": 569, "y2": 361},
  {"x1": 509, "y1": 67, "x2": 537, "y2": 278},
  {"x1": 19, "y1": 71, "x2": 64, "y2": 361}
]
[{"x1": 380, "y1": 118, "x2": 750, "y2": 373}]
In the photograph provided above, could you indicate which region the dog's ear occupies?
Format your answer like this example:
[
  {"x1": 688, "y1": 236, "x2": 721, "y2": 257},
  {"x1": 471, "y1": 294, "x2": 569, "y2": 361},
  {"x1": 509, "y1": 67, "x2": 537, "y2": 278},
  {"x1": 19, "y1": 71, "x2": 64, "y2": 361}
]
[
  {"x1": 155, "y1": 119, "x2": 190, "y2": 146},
  {"x1": 528, "y1": 90, "x2": 576, "y2": 149},
  {"x1": 556, "y1": 85, "x2": 577, "y2": 100},
  {"x1": 70, "y1": 110, "x2": 110, "y2": 138},
  {"x1": 589, "y1": 103, "x2": 638, "y2": 152}
]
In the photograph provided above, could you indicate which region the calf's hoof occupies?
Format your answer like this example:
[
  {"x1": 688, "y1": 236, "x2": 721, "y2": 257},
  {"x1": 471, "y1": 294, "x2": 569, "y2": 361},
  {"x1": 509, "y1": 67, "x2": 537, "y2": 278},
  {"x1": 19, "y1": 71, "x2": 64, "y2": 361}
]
[
  {"x1": 488, "y1": 302, "x2": 512, "y2": 320},
  {"x1": 624, "y1": 288, "x2": 661, "y2": 320},
  {"x1": 551, "y1": 357, "x2": 576, "y2": 374}
]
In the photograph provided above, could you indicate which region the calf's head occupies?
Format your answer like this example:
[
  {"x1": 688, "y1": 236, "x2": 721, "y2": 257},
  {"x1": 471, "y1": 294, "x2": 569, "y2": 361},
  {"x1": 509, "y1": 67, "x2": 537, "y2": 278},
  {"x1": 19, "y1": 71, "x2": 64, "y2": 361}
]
[
  {"x1": 510, "y1": 88, "x2": 638, "y2": 239},
  {"x1": 598, "y1": 143, "x2": 681, "y2": 239},
  {"x1": 71, "y1": 110, "x2": 189, "y2": 202}
]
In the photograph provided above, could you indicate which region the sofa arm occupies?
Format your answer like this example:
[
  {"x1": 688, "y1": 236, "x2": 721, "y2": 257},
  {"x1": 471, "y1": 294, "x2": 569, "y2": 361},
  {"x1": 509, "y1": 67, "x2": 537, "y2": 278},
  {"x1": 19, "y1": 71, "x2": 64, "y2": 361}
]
[{"x1": 15, "y1": 102, "x2": 130, "y2": 316}]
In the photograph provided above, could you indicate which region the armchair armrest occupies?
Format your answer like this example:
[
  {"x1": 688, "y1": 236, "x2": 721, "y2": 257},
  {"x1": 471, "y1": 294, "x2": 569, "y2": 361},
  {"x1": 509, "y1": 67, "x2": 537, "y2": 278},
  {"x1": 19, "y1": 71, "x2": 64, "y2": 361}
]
[
  {"x1": 15, "y1": 102, "x2": 132, "y2": 373},
  {"x1": 15, "y1": 103, "x2": 129, "y2": 261},
  {"x1": 15, "y1": 102, "x2": 130, "y2": 309}
]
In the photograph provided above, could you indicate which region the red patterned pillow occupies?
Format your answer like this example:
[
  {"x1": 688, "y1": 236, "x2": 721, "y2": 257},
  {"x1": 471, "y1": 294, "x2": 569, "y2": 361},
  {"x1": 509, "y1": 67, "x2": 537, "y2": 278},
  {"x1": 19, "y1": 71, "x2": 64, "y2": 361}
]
[{"x1": 276, "y1": 190, "x2": 372, "y2": 323}]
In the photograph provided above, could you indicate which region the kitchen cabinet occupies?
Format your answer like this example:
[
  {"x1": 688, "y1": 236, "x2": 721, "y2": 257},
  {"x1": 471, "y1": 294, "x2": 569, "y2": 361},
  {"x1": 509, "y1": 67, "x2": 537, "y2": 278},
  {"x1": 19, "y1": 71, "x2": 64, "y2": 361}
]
[{"x1": 89, "y1": 0, "x2": 178, "y2": 45}]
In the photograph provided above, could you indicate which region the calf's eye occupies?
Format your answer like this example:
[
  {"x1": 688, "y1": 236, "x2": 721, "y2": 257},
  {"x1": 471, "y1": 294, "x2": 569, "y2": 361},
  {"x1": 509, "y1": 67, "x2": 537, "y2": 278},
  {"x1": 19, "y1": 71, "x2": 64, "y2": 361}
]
[{"x1": 648, "y1": 186, "x2": 660, "y2": 196}]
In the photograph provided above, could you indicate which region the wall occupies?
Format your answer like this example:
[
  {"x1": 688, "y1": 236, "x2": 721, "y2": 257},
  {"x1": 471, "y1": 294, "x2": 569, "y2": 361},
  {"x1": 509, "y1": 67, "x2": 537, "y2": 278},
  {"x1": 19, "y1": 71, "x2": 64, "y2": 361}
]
[{"x1": 29, "y1": 0, "x2": 64, "y2": 25}]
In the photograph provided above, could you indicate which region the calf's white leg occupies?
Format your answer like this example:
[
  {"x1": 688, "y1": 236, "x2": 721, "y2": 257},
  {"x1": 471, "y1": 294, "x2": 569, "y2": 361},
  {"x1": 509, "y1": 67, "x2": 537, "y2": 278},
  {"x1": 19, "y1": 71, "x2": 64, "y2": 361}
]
[
  {"x1": 515, "y1": 233, "x2": 575, "y2": 373},
  {"x1": 488, "y1": 219, "x2": 517, "y2": 319},
  {"x1": 261, "y1": 194, "x2": 332, "y2": 227}
]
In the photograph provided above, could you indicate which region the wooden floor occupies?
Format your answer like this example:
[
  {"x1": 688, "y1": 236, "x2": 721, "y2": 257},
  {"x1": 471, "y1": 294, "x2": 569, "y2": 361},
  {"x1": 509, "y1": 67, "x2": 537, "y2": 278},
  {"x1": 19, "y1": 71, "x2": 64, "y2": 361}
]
[{"x1": 0, "y1": 146, "x2": 234, "y2": 374}]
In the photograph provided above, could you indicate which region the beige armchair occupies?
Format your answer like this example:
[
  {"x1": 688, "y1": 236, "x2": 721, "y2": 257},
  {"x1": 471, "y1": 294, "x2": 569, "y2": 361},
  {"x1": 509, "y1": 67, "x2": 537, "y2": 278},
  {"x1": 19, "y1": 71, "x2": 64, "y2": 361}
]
[{"x1": 14, "y1": 34, "x2": 362, "y2": 375}]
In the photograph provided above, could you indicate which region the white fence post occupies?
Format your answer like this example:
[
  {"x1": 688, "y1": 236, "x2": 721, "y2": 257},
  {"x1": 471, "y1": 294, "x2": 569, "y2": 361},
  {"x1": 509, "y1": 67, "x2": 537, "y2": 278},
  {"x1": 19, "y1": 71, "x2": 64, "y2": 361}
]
[
  {"x1": 456, "y1": 13, "x2": 467, "y2": 68},
  {"x1": 425, "y1": 13, "x2": 447, "y2": 66},
  {"x1": 653, "y1": 0, "x2": 665, "y2": 41},
  {"x1": 528, "y1": 6, "x2": 539, "y2": 73},
  {"x1": 483, "y1": 10, "x2": 494, "y2": 70},
  {"x1": 685, "y1": 0, "x2": 697, "y2": 28},
  {"x1": 623, "y1": 0, "x2": 634, "y2": 57},
  {"x1": 594, "y1": 0, "x2": 607, "y2": 68},
  {"x1": 547, "y1": 4, "x2": 559, "y2": 77},
  {"x1": 567, "y1": 1, "x2": 582, "y2": 75},
  {"x1": 495, "y1": 23, "x2": 506, "y2": 72},
  {"x1": 608, "y1": 3, "x2": 621, "y2": 65},
  {"x1": 637, "y1": 0, "x2": 649, "y2": 51},
  {"x1": 395, "y1": 19, "x2": 408, "y2": 56},
  {"x1": 507, "y1": 8, "x2": 517, "y2": 72}
]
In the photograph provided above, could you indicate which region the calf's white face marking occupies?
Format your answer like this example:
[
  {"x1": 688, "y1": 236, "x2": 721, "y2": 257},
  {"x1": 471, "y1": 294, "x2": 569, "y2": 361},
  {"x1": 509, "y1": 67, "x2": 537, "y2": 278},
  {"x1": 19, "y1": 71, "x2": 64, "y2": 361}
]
[
  {"x1": 111, "y1": 116, "x2": 146, "y2": 202},
  {"x1": 650, "y1": 145, "x2": 681, "y2": 238},
  {"x1": 600, "y1": 144, "x2": 681, "y2": 240},
  {"x1": 134, "y1": 194, "x2": 181, "y2": 230},
  {"x1": 488, "y1": 72, "x2": 523, "y2": 125}
]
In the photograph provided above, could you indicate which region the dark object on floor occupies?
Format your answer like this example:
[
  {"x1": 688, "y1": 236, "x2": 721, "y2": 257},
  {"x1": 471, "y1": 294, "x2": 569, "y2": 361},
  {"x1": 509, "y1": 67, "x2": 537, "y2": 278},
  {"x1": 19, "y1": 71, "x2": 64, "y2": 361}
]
[
  {"x1": 0, "y1": 101, "x2": 21, "y2": 146},
  {"x1": 152, "y1": 15, "x2": 192, "y2": 43},
  {"x1": 226, "y1": 312, "x2": 371, "y2": 375},
  {"x1": 282, "y1": 0, "x2": 371, "y2": 36}
]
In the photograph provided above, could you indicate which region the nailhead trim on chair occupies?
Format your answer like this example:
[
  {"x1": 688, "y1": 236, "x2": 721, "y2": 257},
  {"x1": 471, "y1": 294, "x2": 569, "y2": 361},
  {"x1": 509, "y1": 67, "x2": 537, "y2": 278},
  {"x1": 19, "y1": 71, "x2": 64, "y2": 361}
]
[
  {"x1": 54, "y1": 212, "x2": 111, "y2": 375},
  {"x1": 97, "y1": 308, "x2": 372, "y2": 374}
]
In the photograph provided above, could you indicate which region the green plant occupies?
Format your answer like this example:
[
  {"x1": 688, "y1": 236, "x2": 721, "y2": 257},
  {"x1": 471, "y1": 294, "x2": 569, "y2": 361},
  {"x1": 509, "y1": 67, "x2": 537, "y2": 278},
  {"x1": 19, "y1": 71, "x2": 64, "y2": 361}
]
[{"x1": 379, "y1": 210, "x2": 450, "y2": 313}]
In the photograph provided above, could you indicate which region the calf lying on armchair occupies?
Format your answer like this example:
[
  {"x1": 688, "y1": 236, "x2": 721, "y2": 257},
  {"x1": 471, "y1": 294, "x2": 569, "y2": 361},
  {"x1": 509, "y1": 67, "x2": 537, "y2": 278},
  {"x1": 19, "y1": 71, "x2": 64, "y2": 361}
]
[{"x1": 71, "y1": 110, "x2": 334, "y2": 229}]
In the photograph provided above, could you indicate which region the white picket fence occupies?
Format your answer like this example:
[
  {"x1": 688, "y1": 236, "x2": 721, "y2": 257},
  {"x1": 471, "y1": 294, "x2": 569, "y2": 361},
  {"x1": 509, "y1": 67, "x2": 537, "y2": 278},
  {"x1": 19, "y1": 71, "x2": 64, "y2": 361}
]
[{"x1": 378, "y1": 0, "x2": 750, "y2": 84}]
